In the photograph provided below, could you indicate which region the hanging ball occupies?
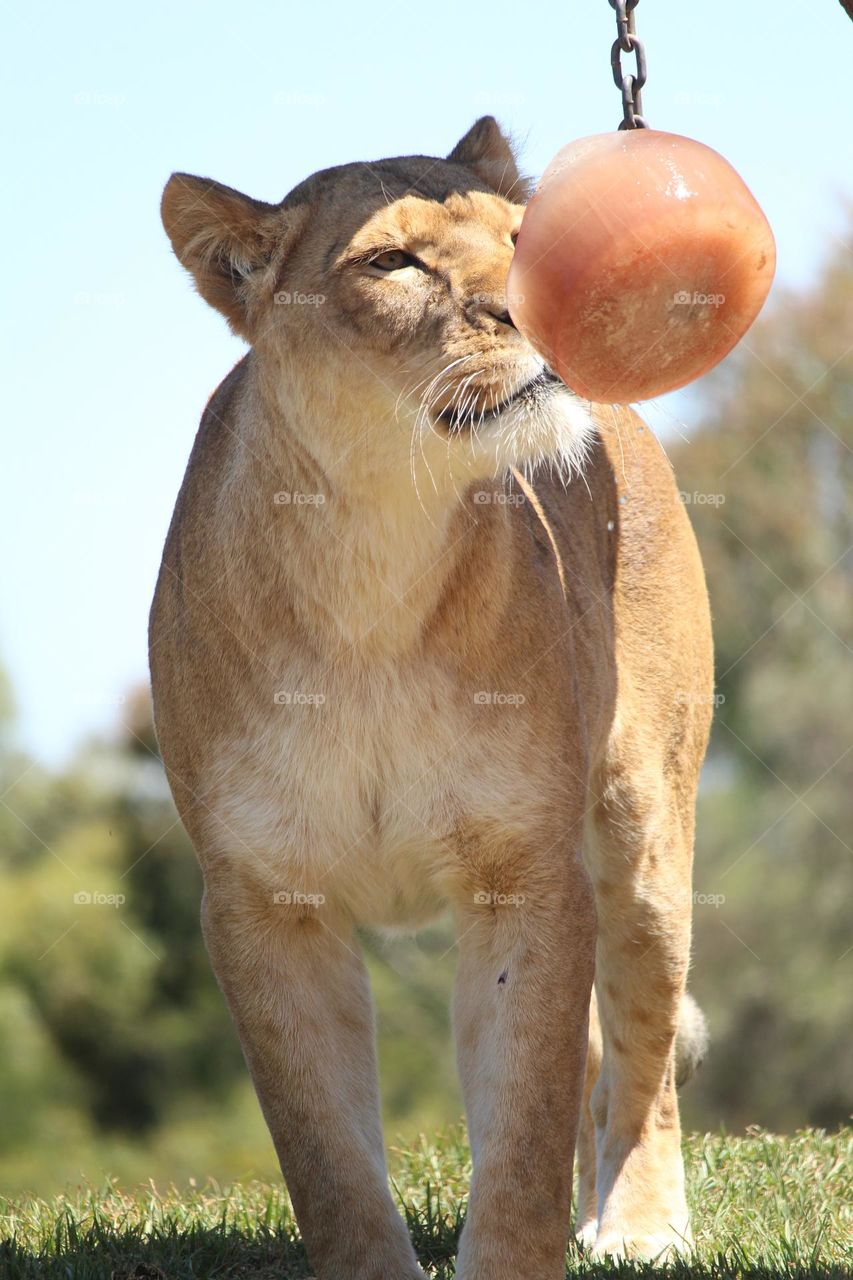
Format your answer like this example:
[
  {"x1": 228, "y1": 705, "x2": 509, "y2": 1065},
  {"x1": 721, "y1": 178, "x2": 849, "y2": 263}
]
[{"x1": 507, "y1": 131, "x2": 776, "y2": 404}]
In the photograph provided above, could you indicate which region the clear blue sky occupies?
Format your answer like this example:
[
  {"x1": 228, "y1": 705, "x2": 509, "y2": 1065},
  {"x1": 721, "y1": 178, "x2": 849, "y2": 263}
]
[{"x1": 3, "y1": 0, "x2": 851, "y2": 763}]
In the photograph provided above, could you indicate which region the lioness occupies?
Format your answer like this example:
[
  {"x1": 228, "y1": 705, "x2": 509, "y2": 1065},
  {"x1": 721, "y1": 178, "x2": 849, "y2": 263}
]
[{"x1": 150, "y1": 117, "x2": 713, "y2": 1279}]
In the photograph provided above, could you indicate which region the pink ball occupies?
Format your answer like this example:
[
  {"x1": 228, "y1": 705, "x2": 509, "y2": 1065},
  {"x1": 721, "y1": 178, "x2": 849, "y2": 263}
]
[{"x1": 508, "y1": 131, "x2": 776, "y2": 404}]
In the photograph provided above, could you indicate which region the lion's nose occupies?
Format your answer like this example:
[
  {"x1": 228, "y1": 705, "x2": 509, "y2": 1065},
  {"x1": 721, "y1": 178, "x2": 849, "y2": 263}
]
[{"x1": 491, "y1": 306, "x2": 516, "y2": 329}]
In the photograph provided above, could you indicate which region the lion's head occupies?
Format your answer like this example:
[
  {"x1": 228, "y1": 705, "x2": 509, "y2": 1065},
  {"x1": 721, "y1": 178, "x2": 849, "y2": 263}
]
[{"x1": 161, "y1": 117, "x2": 591, "y2": 487}]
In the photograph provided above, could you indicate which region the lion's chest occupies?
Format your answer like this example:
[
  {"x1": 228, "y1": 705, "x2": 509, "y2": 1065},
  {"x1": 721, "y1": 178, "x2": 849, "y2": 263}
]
[{"x1": 203, "y1": 658, "x2": 543, "y2": 926}]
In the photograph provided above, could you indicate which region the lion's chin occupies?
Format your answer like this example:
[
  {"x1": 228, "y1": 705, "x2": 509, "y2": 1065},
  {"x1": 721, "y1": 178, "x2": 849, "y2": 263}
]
[{"x1": 468, "y1": 382, "x2": 596, "y2": 485}]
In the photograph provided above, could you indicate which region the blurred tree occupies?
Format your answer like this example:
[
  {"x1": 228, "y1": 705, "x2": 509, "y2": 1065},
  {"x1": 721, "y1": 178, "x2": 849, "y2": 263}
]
[
  {"x1": 671, "y1": 223, "x2": 853, "y2": 1131},
  {"x1": 0, "y1": 684, "x2": 244, "y2": 1141}
]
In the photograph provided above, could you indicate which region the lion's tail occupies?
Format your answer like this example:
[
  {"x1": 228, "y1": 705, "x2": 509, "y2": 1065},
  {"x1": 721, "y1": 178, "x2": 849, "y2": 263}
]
[{"x1": 675, "y1": 991, "x2": 709, "y2": 1087}]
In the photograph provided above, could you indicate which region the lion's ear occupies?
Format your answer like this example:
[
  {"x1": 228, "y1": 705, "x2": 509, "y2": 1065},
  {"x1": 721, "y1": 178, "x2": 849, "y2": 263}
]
[
  {"x1": 160, "y1": 174, "x2": 305, "y2": 335},
  {"x1": 447, "y1": 116, "x2": 528, "y2": 201}
]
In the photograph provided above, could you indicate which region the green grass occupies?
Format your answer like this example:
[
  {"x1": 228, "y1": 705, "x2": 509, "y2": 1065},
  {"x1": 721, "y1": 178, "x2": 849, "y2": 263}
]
[{"x1": 1, "y1": 1127, "x2": 850, "y2": 1278}]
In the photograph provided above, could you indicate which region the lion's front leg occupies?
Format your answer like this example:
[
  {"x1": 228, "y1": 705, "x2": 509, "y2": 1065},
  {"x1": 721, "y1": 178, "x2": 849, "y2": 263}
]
[
  {"x1": 201, "y1": 870, "x2": 426, "y2": 1280},
  {"x1": 451, "y1": 845, "x2": 596, "y2": 1280}
]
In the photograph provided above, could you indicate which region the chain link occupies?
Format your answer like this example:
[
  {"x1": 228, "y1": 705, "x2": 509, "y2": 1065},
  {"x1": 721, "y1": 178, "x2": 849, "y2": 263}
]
[{"x1": 608, "y1": 0, "x2": 648, "y2": 129}]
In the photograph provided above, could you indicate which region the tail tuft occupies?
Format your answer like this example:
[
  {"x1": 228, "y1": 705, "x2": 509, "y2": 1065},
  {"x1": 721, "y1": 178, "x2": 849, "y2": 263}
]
[{"x1": 675, "y1": 992, "x2": 709, "y2": 1087}]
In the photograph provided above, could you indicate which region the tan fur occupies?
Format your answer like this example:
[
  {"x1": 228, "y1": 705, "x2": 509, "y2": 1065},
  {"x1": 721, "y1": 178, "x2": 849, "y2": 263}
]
[{"x1": 150, "y1": 117, "x2": 713, "y2": 1279}]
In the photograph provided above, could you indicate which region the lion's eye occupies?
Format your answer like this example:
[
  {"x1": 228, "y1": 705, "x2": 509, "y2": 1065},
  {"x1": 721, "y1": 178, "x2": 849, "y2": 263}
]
[{"x1": 369, "y1": 249, "x2": 419, "y2": 272}]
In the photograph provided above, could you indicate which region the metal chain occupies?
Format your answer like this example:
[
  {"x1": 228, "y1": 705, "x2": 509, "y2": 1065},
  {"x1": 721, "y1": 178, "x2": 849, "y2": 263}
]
[{"x1": 608, "y1": 0, "x2": 648, "y2": 129}]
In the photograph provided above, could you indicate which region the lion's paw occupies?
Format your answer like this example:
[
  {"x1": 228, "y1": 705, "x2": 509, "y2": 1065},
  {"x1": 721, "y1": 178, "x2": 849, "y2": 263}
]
[{"x1": 591, "y1": 1222, "x2": 693, "y2": 1262}]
